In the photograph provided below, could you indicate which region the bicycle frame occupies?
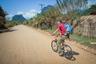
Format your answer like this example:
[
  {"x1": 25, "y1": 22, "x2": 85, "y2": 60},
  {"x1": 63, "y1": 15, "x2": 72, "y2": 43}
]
[{"x1": 52, "y1": 35, "x2": 65, "y2": 46}]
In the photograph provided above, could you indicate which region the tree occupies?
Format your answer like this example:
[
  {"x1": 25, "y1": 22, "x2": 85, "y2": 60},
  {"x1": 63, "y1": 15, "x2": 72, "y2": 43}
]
[
  {"x1": 56, "y1": 0, "x2": 88, "y2": 13},
  {"x1": 0, "y1": 6, "x2": 6, "y2": 17},
  {"x1": 0, "y1": 6, "x2": 7, "y2": 29},
  {"x1": 81, "y1": 4, "x2": 96, "y2": 15},
  {"x1": 89, "y1": 4, "x2": 96, "y2": 15}
]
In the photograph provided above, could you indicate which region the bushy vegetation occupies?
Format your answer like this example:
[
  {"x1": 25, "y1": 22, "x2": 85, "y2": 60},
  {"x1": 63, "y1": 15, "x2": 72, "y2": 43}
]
[
  {"x1": 0, "y1": 6, "x2": 7, "y2": 29},
  {"x1": 6, "y1": 21, "x2": 24, "y2": 27}
]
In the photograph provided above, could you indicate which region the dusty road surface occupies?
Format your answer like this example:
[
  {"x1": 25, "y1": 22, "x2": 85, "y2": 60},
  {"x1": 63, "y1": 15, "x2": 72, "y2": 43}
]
[{"x1": 0, "y1": 25, "x2": 96, "y2": 64}]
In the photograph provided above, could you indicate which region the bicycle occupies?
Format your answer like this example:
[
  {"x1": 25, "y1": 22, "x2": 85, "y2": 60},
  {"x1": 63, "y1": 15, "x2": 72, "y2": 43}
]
[{"x1": 51, "y1": 34, "x2": 73, "y2": 58}]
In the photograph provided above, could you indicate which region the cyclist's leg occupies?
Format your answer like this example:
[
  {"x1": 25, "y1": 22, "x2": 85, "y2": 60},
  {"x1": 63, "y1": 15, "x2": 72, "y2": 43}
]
[
  {"x1": 67, "y1": 32, "x2": 71, "y2": 40},
  {"x1": 57, "y1": 36, "x2": 65, "y2": 52},
  {"x1": 60, "y1": 35, "x2": 65, "y2": 47},
  {"x1": 57, "y1": 38, "x2": 62, "y2": 54},
  {"x1": 67, "y1": 32, "x2": 70, "y2": 39}
]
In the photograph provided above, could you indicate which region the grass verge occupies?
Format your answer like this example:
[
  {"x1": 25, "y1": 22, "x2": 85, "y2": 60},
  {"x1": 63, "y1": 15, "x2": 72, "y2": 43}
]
[{"x1": 71, "y1": 34, "x2": 96, "y2": 49}]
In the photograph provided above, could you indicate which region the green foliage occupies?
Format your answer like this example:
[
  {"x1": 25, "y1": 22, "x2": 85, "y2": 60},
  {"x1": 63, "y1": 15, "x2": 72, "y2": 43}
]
[
  {"x1": 82, "y1": 4, "x2": 96, "y2": 15},
  {"x1": 89, "y1": 4, "x2": 96, "y2": 13},
  {"x1": 6, "y1": 21, "x2": 17, "y2": 27},
  {"x1": 56, "y1": 0, "x2": 88, "y2": 13},
  {"x1": 0, "y1": 6, "x2": 7, "y2": 29},
  {"x1": 6, "y1": 20, "x2": 26, "y2": 27}
]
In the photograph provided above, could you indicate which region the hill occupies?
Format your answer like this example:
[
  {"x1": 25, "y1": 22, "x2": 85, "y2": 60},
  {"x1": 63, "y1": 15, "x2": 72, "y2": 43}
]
[{"x1": 12, "y1": 14, "x2": 26, "y2": 22}]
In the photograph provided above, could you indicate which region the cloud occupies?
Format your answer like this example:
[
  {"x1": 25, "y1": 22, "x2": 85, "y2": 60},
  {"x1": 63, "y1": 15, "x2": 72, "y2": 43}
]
[
  {"x1": 16, "y1": 9, "x2": 39, "y2": 19},
  {"x1": 17, "y1": 11, "x2": 23, "y2": 15},
  {"x1": 6, "y1": 14, "x2": 14, "y2": 20}
]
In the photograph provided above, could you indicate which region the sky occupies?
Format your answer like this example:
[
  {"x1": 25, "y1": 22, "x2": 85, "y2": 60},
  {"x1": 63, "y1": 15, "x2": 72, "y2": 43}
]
[
  {"x1": 0, "y1": 0, "x2": 56, "y2": 19},
  {"x1": 0, "y1": 0, "x2": 96, "y2": 19}
]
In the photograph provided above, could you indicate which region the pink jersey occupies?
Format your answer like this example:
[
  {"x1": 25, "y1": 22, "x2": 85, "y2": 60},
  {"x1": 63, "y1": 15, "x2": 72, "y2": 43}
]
[{"x1": 57, "y1": 23, "x2": 66, "y2": 35}]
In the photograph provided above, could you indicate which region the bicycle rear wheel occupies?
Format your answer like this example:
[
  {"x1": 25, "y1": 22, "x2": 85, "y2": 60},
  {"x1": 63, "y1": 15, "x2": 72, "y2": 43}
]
[
  {"x1": 64, "y1": 44, "x2": 72, "y2": 52},
  {"x1": 64, "y1": 44, "x2": 73, "y2": 59}
]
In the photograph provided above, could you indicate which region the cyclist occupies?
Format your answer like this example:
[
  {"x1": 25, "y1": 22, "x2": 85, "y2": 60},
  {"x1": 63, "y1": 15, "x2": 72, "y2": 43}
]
[
  {"x1": 53, "y1": 20, "x2": 66, "y2": 55},
  {"x1": 64, "y1": 21, "x2": 73, "y2": 40}
]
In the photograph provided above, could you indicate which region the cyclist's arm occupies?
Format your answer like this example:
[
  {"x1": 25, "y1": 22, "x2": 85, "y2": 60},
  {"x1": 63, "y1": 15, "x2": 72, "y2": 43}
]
[{"x1": 53, "y1": 28, "x2": 58, "y2": 34}]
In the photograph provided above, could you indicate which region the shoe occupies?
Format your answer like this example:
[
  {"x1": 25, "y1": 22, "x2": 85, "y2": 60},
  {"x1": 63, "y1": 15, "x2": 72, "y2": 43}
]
[
  {"x1": 61, "y1": 46, "x2": 64, "y2": 50},
  {"x1": 58, "y1": 48, "x2": 64, "y2": 56},
  {"x1": 58, "y1": 51, "x2": 64, "y2": 56}
]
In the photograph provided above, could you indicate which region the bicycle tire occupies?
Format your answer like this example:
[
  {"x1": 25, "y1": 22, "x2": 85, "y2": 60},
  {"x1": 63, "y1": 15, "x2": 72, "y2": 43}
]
[{"x1": 51, "y1": 40, "x2": 58, "y2": 52}]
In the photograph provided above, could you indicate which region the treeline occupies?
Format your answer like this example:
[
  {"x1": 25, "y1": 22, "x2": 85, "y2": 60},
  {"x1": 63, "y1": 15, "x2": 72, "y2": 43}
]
[{"x1": 6, "y1": 21, "x2": 26, "y2": 27}]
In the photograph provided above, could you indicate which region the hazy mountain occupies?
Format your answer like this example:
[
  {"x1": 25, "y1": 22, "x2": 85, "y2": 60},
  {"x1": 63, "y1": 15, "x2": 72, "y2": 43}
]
[
  {"x1": 41, "y1": 5, "x2": 54, "y2": 13},
  {"x1": 12, "y1": 14, "x2": 26, "y2": 22}
]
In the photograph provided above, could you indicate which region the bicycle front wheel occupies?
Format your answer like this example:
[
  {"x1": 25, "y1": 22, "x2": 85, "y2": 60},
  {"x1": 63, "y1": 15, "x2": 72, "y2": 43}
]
[{"x1": 51, "y1": 40, "x2": 58, "y2": 52}]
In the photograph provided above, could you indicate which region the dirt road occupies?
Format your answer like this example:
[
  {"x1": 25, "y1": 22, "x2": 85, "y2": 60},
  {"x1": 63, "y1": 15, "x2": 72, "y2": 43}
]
[{"x1": 0, "y1": 25, "x2": 96, "y2": 64}]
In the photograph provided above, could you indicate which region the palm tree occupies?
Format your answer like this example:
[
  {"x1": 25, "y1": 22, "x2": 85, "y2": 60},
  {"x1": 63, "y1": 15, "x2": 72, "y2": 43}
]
[{"x1": 56, "y1": 0, "x2": 88, "y2": 13}]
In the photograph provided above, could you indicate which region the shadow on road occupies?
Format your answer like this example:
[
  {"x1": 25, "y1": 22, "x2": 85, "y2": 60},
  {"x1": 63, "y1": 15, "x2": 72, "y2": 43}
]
[
  {"x1": 8, "y1": 29, "x2": 17, "y2": 32},
  {"x1": 0, "y1": 29, "x2": 17, "y2": 33},
  {"x1": 63, "y1": 50, "x2": 79, "y2": 61},
  {"x1": 59, "y1": 44, "x2": 80, "y2": 61}
]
